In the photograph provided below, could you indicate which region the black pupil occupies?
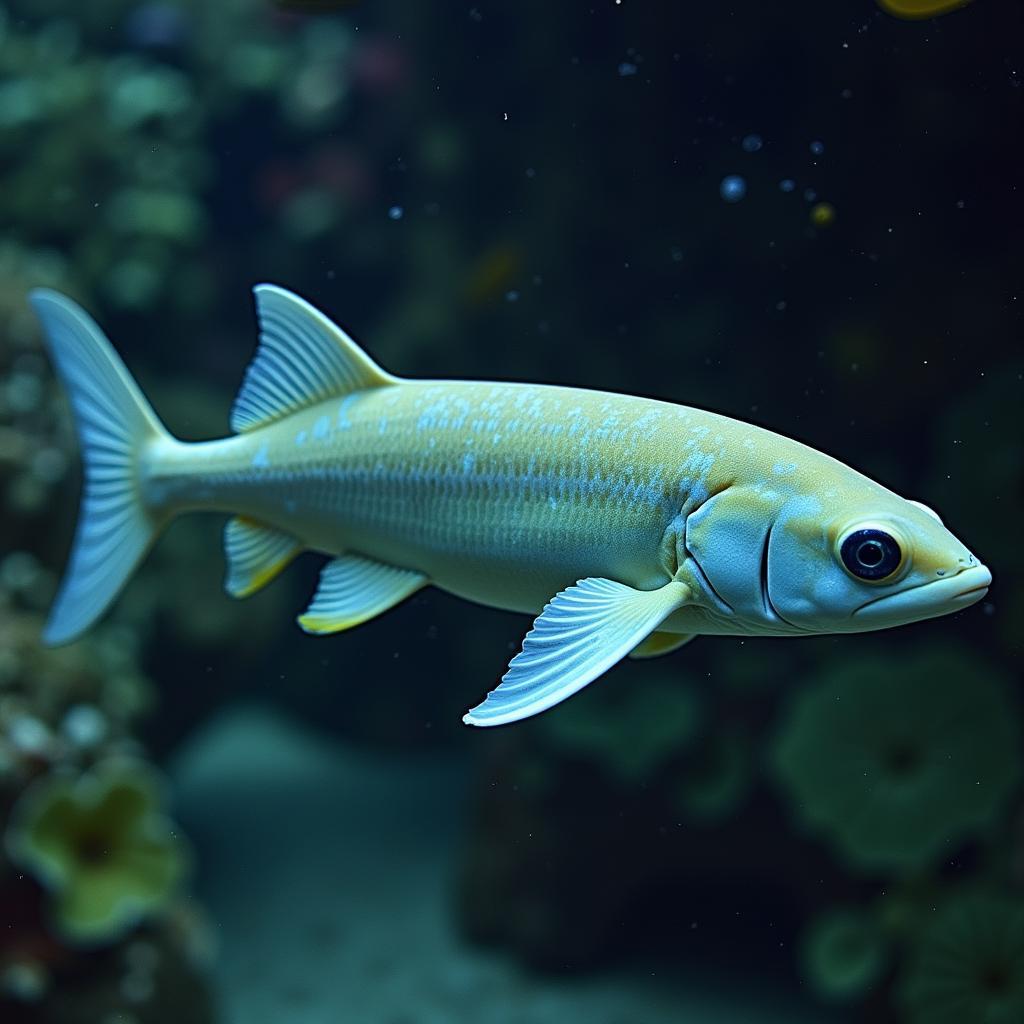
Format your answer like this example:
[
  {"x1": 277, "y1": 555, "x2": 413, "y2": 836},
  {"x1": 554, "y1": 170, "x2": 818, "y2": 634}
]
[
  {"x1": 857, "y1": 541, "x2": 884, "y2": 567},
  {"x1": 840, "y1": 529, "x2": 901, "y2": 581}
]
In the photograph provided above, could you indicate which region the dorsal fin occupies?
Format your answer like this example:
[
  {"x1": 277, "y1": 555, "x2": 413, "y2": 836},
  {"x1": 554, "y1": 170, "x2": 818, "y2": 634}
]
[{"x1": 230, "y1": 284, "x2": 395, "y2": 434}]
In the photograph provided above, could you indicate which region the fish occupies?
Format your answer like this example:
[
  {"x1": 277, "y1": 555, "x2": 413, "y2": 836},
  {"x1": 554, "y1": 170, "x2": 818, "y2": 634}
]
[
  {"x1": 876, "y1": 0, "x2": 974, "y2": 18},
  {"x1": 29, "y1": 286, "x2": 991, "y2": 727}
]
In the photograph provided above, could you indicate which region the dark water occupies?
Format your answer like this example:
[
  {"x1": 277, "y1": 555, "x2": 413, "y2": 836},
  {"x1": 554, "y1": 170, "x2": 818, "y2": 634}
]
[{"x1": 1, "y1": 2, "x2": 1021, "y2": 1022}]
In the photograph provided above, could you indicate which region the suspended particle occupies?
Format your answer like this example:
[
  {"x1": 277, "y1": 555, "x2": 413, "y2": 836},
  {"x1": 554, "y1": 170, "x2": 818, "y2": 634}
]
[
  {"x1": 809, "y1": 140, "x2": 825, "y2": 156},
  {"x1": 810, "y1": 202, "x2": 836, "y2": 227},
  {"x1": 803, "y1": 188, "x2": 818, "y2": 203},
  {"x1": 779, "y1": 179, "x2": 796, "y2": 193},
  {"x1": 719, "y1": 175, "x2": 747, "y2": 203},
  {"x1": 741, "y1": 133, "x2": 763, "y2": 153},
  {"x1": 618, "y1": 62, "x2": 638, "y2": 77},
  {"x1": 387, "y1": 205, "x2": 404, "y2": 220}
]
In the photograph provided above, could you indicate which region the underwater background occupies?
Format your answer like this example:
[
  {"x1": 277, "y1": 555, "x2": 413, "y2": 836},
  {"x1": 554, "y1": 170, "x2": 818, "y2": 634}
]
[{"x1": 1, "y1": 0, "x2": 1022, "y2": 1021}]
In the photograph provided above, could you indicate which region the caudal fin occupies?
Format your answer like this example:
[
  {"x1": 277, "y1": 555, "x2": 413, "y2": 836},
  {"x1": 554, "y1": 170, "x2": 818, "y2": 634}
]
[{"x1": 29, "y1": 290, "x2": 171, "y2": 645}]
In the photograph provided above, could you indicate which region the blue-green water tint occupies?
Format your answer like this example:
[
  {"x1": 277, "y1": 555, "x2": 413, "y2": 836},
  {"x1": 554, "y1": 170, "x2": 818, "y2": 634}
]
[{"x1": 0, "y1": 1, "x2": 1020, "y2": 1022}]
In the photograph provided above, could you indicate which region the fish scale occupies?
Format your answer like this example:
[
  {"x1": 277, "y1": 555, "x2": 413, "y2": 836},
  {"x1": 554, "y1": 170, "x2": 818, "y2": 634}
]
[{"x1": 164, "y1": 380, "x2": 709, "y2": 613}]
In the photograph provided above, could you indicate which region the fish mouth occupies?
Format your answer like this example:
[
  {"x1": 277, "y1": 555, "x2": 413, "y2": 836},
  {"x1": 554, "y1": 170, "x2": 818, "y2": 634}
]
[{"x1": 853, "y1": 563, "x2": 992, "y2": 624}]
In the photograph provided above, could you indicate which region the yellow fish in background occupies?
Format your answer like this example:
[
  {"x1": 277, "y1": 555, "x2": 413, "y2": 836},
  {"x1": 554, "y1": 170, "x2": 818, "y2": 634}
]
[
  {"x1": 30, "y1": 287, "x2": 991, "y2": 726},
  {"x1": 876, "y1": 0, "x2": 974, "y2": 19}
]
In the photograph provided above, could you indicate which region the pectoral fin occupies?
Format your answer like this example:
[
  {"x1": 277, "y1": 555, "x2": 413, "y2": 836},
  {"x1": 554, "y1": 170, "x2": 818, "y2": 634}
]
[
  {"x1": 298, "y1": 554, "x2": 427, "y2": 635},
  {"x1": 463, "y1": 577, "x2": 692, "y2": 727},
  {"x1": 629, "y1": 630, "x2": 696, "y2": 660}
]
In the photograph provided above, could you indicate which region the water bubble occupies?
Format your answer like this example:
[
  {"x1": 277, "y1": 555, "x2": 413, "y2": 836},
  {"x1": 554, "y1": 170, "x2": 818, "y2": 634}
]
[
  {"x1": 810, "y1": 140, "x2": 825, "y2": 156},
  {"x1": 719, "y1": 175, "x2": 747, "y2": 203},
  {"x1": 741, "y1": 133, "x2": 763, "y2": 153},
  {"x1": 779, "y1": 179, "x2": 796, "y2": 193},
  {"x1": 387, "y1": 205, "x2": 404, "y2": 220},
  {"x1": 618, "y1": 62, "x2": 638, "y2": 77}
]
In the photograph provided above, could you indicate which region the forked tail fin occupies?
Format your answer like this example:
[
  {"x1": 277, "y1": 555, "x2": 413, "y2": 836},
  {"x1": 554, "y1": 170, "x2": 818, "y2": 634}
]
[{"x1": 29, "y1": 290, "x2": 172, "y2": 645}]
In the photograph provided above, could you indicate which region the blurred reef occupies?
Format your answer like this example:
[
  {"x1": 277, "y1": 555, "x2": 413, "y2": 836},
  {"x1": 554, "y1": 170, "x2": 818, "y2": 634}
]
[{"x1": 1, "y1": 0, "x2": 1022, "y2": 1022}]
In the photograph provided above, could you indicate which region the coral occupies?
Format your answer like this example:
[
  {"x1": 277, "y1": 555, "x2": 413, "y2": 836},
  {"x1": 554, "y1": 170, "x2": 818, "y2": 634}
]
[
  {"x1": 675, "y1": 727, "x2": 751, "y2": 823},
  {"x1": 770, "y1": 646, "x2": 1021, "y2": 872},
  {"x1": 0, "y1": 1, "x2": 364, "y2": 318},
  {"x1": 0, "y1": 243, "x2": 79, "y2": 541},
  {"x1": 898, "y1": 893, "x2": 1024, "y2": 1024},
  {"x1": 0, "y1": 610, "x2": 152, "y2": 782},
  {"x1": 5, "y1": 761, "x2": 189, "y2": 945},
  {"x1": 538, "y1": 671, "x2": 701, "y2": 784},
  {"x1": 799, "y1": 907, "x2": 888, "y2": 1001}
]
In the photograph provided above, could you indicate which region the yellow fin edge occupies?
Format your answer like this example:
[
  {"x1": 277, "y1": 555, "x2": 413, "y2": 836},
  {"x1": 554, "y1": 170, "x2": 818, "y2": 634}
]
[{"x1": 224, "y1": 516, "x2": 302, "y2": 599}]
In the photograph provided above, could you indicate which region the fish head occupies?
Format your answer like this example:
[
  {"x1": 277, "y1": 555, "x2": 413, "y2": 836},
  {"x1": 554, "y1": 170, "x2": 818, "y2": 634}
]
[{"x1": 764, "y1": 489, "x2": 990, "y2": 633}]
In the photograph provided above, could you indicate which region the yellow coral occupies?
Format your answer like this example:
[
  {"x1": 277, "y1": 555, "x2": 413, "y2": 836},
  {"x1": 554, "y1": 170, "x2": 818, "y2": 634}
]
[{"x1": 5, "y1": 760, "x2": 190, "y2": 945}]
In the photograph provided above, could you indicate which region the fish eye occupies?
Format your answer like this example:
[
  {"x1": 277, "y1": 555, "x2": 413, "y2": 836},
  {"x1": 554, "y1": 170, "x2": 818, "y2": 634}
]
[{"x1": 839, "y1": 528, "x2": 903, "y2": 582}]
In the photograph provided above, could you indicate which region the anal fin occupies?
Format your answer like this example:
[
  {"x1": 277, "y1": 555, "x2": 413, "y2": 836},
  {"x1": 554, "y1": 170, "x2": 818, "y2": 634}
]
[
  {"x1": 629, "y1": 631, "x2": 696, "y2": 660},
  {"x1": 298, "y1": 554, "x2": 427, "y2": 635},
  {"x1": 224, "y1": 517, "x2": 302, "y2": 598}
]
